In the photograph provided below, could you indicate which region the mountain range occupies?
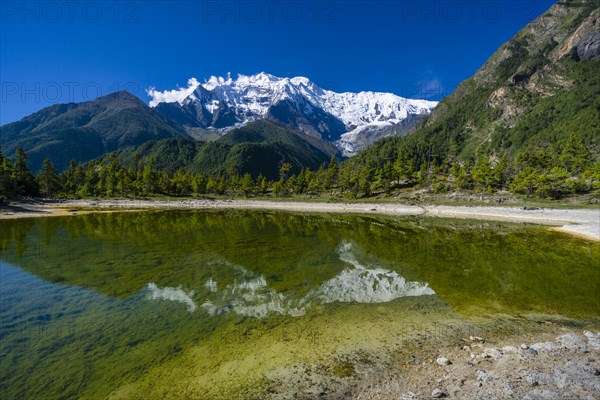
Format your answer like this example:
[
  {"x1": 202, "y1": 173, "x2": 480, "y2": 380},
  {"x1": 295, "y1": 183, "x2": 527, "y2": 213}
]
[
  {"x1": 1, "y1": 0, "x2": 598, "y2": 182},
  {"x1": 149, "y1": 72, "x2": 437, "y2": 155},
  {"x1": 0, "y1": 73, "x2": 436, "y2": 173}
]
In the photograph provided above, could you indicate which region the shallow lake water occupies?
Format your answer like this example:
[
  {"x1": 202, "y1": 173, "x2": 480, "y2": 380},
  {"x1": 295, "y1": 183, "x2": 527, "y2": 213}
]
[{"x1": 1, "y1": 210, "x2": 598, "y2": 399}]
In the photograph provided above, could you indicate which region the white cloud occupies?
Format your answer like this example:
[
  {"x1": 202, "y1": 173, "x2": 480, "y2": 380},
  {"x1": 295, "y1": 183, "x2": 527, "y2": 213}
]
[{"x1": 146, "y1": 77, "x2": 200, "y2": 107}]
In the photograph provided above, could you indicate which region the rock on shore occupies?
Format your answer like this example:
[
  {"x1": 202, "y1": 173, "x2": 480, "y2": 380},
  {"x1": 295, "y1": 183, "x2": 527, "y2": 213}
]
[{"x1": 356, "y1": 331, "x2": 600, "y2": 400}]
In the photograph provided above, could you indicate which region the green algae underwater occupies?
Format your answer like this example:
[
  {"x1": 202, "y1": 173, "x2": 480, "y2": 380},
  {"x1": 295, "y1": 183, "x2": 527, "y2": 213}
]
[{"x1": 0, "y1": 210, "x2": 598, "y2": 399}]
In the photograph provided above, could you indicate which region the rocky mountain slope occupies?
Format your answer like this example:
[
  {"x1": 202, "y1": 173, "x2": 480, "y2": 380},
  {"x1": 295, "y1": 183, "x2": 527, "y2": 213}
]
[{"x1": 348, "y1": 0, "x2": 600, "y2": 171}]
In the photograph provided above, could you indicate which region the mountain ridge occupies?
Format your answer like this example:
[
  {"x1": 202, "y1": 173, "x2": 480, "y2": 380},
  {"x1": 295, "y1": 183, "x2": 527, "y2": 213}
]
[
  {"x1": 0, "y1": 91, "x2": 187, "y2": 172},
  {"x1": 107, "y1": 120, "x2": 337, "y2": 180},
  {"x1": 148, "y1": 72, "x2": 438, "y2": 155}
]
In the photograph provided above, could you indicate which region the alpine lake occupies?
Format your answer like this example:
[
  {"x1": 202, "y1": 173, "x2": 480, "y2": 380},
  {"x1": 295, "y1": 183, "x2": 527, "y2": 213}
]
[{"x1": 1, "y1": 210, "x2": 598, "y2": 399}]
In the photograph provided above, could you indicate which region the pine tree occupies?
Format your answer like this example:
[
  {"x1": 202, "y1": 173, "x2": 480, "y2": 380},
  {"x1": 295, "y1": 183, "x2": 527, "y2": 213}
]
[
  {"x1": 63, "y1": 160, "x2": 83, "y2": 196},
  {"x1": 38, "y1": 157, "x2": 61, "y2": 197},
  {"x1": 257, "y1": 174, "x2": 269, "y2": 195},
  {"x1": 142, "y1": 161, "x2": 159, "y2": 195},
  {"x1": 116, "y1": 168, "x2": 130, "y2": 197},
  {"x1": 559, "y1": 135, "x2": 590, "y2": 174},
  {"x1": 279, "y1": 162, "x2": 292, "y2": 181},
  {"x1": 192, "y1": 173, "x2": 207, "y2": 195},
  {"x1": 273, "y1": 179, "x2": 286, "y2": 197},
  {"x1": 105, "y1": 154, "x2": 121, "y2": 197},
  {"x1": 471, "y1": 149, "x2": 494, "y2": 191},
  {"x1": 240, "y1": 173, "x2": 255, "y2": 197},
  {"x1": 0, "y1": 151, "x2": 15, "y2": 199},
  {"x1": 206, "y1": 177, "x2": 218, "y2": 193},
  {"x1": 325, "y1": 156, "x2": 339, "y2": 189},
  {"x1": 13, "y1": 147, "x2": 38, "y2": 196}
]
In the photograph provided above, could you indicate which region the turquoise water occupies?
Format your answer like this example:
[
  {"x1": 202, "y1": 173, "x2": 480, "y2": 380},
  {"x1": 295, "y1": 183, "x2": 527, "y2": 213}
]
[{"x1": 1, "y1": 210, "x2": 598, "y2": 399}]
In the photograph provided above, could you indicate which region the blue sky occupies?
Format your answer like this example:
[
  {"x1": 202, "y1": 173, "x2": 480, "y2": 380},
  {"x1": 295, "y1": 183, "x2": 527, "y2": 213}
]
[{"x1": 1, "y1": 0, "x2": 557, "y2": 125}]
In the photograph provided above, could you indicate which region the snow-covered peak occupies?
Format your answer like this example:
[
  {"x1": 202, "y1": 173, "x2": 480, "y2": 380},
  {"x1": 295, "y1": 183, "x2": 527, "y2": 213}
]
[
  {"x1": 203, "y1": 74, "x2": 233, "y2": 90},
  {"x1": 148, "y1": 72, "x2": 437, "y2": 126},
  {"x1": 147, "y1": 72, "x2": 438, "y2": 155}
]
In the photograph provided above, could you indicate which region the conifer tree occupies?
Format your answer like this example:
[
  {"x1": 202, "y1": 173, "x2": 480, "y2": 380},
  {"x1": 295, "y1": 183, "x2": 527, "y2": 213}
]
[
  {"x1": 13, "y1": 147, "x2": 38, "y2": 196},
  {"x1": 38, "y1": 157, "x2": 61, "y2": 197}
]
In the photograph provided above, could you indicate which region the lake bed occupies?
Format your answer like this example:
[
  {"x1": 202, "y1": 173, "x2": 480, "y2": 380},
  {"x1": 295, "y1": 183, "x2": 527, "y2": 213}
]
[{"x1": 1, "y1": 210, "x2": 598, "y2": 398}]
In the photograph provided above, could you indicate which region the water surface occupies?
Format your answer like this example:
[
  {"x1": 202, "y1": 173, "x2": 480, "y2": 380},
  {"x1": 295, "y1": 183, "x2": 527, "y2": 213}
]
[{"x1": 1, "y1": 210, "x2": 598, "y2": 399}]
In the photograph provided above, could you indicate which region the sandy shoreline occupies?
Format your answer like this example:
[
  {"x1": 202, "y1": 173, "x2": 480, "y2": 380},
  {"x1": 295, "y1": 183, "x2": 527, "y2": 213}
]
[{"x1": 1, "y1": 199, "x2": 598, "y2": 241}]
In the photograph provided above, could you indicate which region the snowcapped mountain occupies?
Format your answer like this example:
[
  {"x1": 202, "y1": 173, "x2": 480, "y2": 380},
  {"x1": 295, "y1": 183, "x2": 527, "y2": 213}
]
[{"x1": 147, "y1": 72, "x2": 438, "y2": 155}]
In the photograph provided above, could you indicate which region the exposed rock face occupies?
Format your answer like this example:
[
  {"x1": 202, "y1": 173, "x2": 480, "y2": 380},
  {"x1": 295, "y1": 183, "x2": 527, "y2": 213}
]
[
  {"x1": 554, "y1": 8, "x2": 600, "y2": 61},
  {"x1": 486, "y1": 87, "x2": 522, "y2": 123},
  {"x1": 575, "y1": 31, "x2": 600, "y2": 60},
  {"x1": 482, "y1": 2, "x2": 600, "y2": 125}
]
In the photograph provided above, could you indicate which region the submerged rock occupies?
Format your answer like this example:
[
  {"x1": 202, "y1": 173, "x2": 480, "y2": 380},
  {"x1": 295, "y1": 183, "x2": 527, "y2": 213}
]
[
  {"x1": 521, "y1": 370, "x2": 553, "y2": 386},
  {"x1": 469, "y1": 336, "x2": 485, "y2": 343},
  {"x1": 502, "y1": 382, "x2": 516, "y2": 396},
  {"x1": 527, "y1": 348, "x2": 539, "y2": 356},
  {"x1": 523, "y1": 388, "x2": 560, "y2": 399},
  {"x1": 476, "y1": 369, "x2": 489, "y2": 382},
  {"x1": 553, "y1": 361, "x2": 600, "y2": 390}
]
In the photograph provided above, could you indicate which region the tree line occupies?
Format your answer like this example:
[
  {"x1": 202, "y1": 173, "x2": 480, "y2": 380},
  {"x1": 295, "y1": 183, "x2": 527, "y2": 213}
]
[{"x1": 1, "y1": 135, "x2": 599, "y2": 201}]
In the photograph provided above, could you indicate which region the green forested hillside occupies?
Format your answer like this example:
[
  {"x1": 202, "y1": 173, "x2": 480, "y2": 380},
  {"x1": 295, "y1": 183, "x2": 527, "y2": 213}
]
[
  {"x1": 328, "y1": 0, "x2": 600, "y2": 199},
  {"x1": 0, "y1": 91, "x2": 186, "y2": 172},
  {"x1": 108, "y1": 120, "x2": 338, "y2": 180},
  {"x1": 350, "y1": 1, "x2": 599, "y2": 170}
]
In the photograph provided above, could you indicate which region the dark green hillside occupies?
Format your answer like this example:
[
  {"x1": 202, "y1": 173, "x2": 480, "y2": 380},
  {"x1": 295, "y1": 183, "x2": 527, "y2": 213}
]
[
  {"x1": 0, "y1": 91, "x2": 186, "y2": 172},
  {"x1": 218, "y1": 120, "x2": 338, "y2": 164},
  {"x1": 108, "y1": 120, "x2": 339, "y2": 180}
]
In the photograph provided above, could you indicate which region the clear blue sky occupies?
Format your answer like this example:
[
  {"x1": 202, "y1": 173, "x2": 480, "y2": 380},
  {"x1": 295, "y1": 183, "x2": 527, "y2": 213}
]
[{"x1": 0, "y1": 0, "x2": 557, "y2": 125}]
